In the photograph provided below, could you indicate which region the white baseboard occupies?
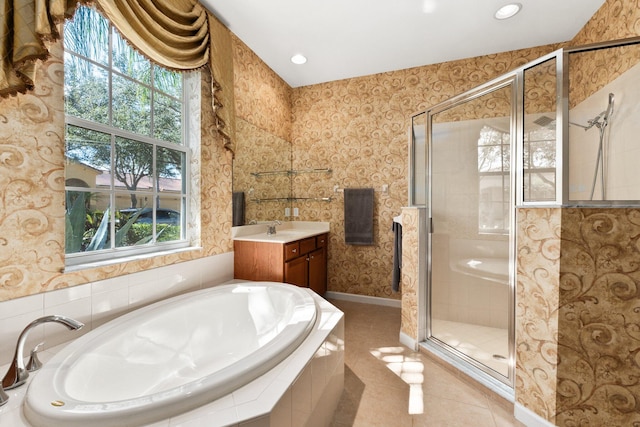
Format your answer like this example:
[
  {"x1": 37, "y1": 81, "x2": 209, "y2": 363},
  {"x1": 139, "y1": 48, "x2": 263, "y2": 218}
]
[
  {"x1": 399, "y1": 331, "x2": 418, "y2": 351},
  {"x1": 514, "y1": 403, "x2": 557, "y2": 427},
  {"x1": 324, "y1": 291, "x2": 401, "y2": 308}
]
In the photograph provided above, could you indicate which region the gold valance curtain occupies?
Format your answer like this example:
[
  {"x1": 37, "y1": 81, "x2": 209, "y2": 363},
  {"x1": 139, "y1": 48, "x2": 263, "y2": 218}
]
[{"x1": 0, "y1": 0, "x2": 235, "y2": 151}]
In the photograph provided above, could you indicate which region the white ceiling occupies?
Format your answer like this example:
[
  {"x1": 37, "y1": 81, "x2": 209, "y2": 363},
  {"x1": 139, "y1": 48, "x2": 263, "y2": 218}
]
[{"x1": 202, "y1": 0, "x2": 606, "y2": 88}]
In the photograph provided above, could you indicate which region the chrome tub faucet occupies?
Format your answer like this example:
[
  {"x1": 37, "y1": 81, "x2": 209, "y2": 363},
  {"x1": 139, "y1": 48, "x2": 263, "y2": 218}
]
[{"x1": 2, "y1": 315, "x2": 84, "y2": 391}]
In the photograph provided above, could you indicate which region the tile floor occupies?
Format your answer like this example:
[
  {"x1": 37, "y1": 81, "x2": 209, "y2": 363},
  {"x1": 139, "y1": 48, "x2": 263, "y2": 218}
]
[{"x1": 328, "y1": 299, "x2": 525, "y2": 427}]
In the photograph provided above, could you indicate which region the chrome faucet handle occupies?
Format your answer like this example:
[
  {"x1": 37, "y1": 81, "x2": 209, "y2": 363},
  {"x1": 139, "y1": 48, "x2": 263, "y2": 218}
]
[
  {"x1": 3, "y1": 315, "x2": 83, "y2": 390},
  {"x1": 26, "y1": 342, "x2": 45, "y2": 372}
]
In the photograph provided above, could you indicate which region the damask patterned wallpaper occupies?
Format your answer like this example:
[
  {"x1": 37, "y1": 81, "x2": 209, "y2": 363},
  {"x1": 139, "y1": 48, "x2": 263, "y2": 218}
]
[
  {"x1": 0, "y1": 39, "x2": 233, "y2": 302},
  {"x1": 515, "y1": 208, "x2": 562, "y2": 423},
  {"x1": 557, "y1": 209, "x2": 640, "y2": 426},
  {"x1": 513, "y1": 1, "x2": 640, "y2": 425},
  {"x1": 290, "y1": 44, "x2": 558, "y2": 298}
]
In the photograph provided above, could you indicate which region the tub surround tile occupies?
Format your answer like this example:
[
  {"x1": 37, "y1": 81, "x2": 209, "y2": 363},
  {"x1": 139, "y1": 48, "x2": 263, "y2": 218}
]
[
  {"x1": 0, "y1": 294, "x2": 44, "y2": 320},
  {"x1": 91, "y1": 275, "x2": 130, "y2": 294},
  {"x1": 269, "y1": 389, "x2": 292, "y2": 427},
  {"x1": 237, "y1": 416, "x2": 270, "y2": 427},
  {"x1": 43, "y1": 284, "x2": 91, "y2": 307},
  {"x1": 168, "y1": 395, "x2": 237, "y2": 426},
  {"x1": 42, "y1": 296, "x2": 92, "y2": 348},
  {"x1": 90, "y1": 286, "x2": 130, "y2": 327},
  {"x1": 0, "y1": 310, "x2": 46, "y2": 366},
  {"x1": 291, "y1": 365, "x2": 313, "y2": 422}
]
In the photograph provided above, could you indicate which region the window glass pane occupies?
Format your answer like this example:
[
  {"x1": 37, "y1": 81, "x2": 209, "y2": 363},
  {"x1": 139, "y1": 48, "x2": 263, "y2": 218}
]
[
  {"x1": 65, "y1": 190, "x2": 112, "y2": 254},
  {"x1": 154, "y1": 67, "x2": 183, "y2": 98},
  {"x1": 112, "y1": 75, "x2": 151, "y2": 134},
  {"x1": 157, "y1": 147, "x2": 185, "y2": 193},
  {"x1": 154, "y1": 93, "x2": 182, "y2": 144},
  {"x1": 114, "y1": 137, "x2": 153, "y2": 202},
  {"x1": 479, "y1": 175, "x2": 509, "y2": 231},
  {"x1": 115, "y1": 199, "x2": 154, "y2": 249},
  {"x1": 478, "y1": 126, "x2": 509, "y2": 173},
  {"x1": 64, "y1": 54, "x2": 109, "y2": 124},
  {"x1": 529, "y1": 139, "x2": 556, "y2": 168},
  {"x1": 65, "y1": 126, "x2": 111, "y2": 187},
  {"x1": 157, "y1": 196, "x2": 183, "y2": 242},
  {"x1": 111, "y1": 29, "x2": 151, "y2": 84},
  {"x1": 63, "y1": 6, "x2": 109, "y2": 66},
  {"x1": 524, "y1": 171, "x2": 556, "y2": 201}
]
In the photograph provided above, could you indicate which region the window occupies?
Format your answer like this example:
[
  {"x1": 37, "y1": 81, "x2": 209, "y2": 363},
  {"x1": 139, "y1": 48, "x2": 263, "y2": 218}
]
[
  {"x1": 477, "y1": 126, "x2": 510, "y2": 233},
  {"x1": 64, "y1": 6, "x2": 192, "y2": 266},
  {"x1": 523, "y1": 125, "x2": 556, "y2": 201}
]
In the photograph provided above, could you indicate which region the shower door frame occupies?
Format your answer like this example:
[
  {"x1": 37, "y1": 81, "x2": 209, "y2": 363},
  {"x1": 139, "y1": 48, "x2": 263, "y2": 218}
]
[
  {"x1": 411, "y1": 35, "x2": 640, "y2": 398},
  {"x1": 423, "y1": 72, "x2": 520, "y2": 390}
]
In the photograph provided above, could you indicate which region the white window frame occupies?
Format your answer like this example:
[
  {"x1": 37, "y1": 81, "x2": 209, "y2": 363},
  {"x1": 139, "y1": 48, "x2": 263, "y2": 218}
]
[
  {"x1": 478, "y1": 125, "x2": 510, "y2": 234},
  {"x1": 63, "y1": 7, "x2": 200, "y2": 269}
]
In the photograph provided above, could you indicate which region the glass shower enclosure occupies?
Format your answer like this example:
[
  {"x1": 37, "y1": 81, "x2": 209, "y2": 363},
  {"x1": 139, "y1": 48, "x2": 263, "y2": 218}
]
[{"x1": 410, "y1": 37, "x2": 640, "y2": 390}]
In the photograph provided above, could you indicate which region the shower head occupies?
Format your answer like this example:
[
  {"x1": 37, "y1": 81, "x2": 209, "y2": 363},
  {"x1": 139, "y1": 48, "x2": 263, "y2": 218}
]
[{"x1": 604, "y1": 92, "x2": 614, "y2": 122}]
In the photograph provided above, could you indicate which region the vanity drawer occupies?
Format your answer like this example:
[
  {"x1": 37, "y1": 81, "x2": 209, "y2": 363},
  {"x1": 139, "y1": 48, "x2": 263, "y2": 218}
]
[
  {"x1": 316, "y1": 234, "x2": 328, "y2": 248},
  {"x1": 284, "y1": 241, "x2": 300, "y2": 261},
  {"x1": 299, "y1": 237, "x2": 316, "y2": 255}
]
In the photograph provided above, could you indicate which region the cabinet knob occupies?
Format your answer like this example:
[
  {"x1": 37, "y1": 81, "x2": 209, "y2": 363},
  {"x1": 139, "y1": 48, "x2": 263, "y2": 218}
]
[{"x1": 292, "y1": 249, "x2": 297, "y2": 253}]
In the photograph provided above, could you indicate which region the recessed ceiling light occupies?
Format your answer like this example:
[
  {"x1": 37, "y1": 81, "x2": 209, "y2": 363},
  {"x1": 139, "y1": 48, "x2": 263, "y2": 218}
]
[
  {"x1": 494, "y1": 3, "x2": 522, "y2": 20},
  {"x1": 291, "y1": 54, "x2": 307, "y2": 65}
]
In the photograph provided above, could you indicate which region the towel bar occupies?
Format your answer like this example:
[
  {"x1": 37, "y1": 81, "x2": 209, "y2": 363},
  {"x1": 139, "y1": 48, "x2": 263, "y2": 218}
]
[{"x1": 334, "y1": 184, "x2": 388, "y2": 194}]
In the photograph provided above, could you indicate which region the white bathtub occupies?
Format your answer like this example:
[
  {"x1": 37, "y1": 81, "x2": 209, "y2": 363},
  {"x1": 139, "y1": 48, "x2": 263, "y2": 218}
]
[
  {"x1": 24, "y1": 282, "x2": 318, "y2": 427},
  {"x1": 453, "y1": 257, "x2": 510, "y2": 284}
]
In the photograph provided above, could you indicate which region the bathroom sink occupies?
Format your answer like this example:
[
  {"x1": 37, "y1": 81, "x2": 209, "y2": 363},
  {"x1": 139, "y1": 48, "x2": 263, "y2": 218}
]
[{"x1": 232, "y1": 221, "x2": 329, "y2": 243}]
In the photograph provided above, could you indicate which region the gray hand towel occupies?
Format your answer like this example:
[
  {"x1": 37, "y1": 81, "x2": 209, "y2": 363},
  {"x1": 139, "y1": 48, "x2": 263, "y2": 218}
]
[
  {"x1": 344, "y1": 188, "x2": 374, "y2": 245},
  {"x1": 232, "y1": 191, "x2": 245, "y2": 226},
  {"x1": 392, "y1": 220, "x2": 402, "y2": 292}
]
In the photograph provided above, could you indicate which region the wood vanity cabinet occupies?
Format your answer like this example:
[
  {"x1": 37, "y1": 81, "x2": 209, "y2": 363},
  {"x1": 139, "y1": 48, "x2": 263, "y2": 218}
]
[{"x1": 234, "y1": 233, "x2": 328, "y2": 295}]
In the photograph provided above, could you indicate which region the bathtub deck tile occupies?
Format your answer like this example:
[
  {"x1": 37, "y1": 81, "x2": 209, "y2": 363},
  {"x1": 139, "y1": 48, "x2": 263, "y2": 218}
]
[
  {"x1": 269, "y1": 388, "x2": 292, "y2": 427},
  {"x1": 168, "y1": 394, "x2": 238, "y2": 427}
]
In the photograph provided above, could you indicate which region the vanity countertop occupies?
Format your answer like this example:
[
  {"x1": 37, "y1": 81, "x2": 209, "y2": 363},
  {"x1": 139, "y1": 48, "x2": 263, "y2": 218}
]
[{"x1": 232, "y1": 221, "x2": 330, "y2": 244}]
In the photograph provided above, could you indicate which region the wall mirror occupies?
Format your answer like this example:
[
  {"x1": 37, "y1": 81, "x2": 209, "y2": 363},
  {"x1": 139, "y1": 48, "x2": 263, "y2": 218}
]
[{"x1": 232, "y1": 118, "x2": 293, "y2": 225}]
